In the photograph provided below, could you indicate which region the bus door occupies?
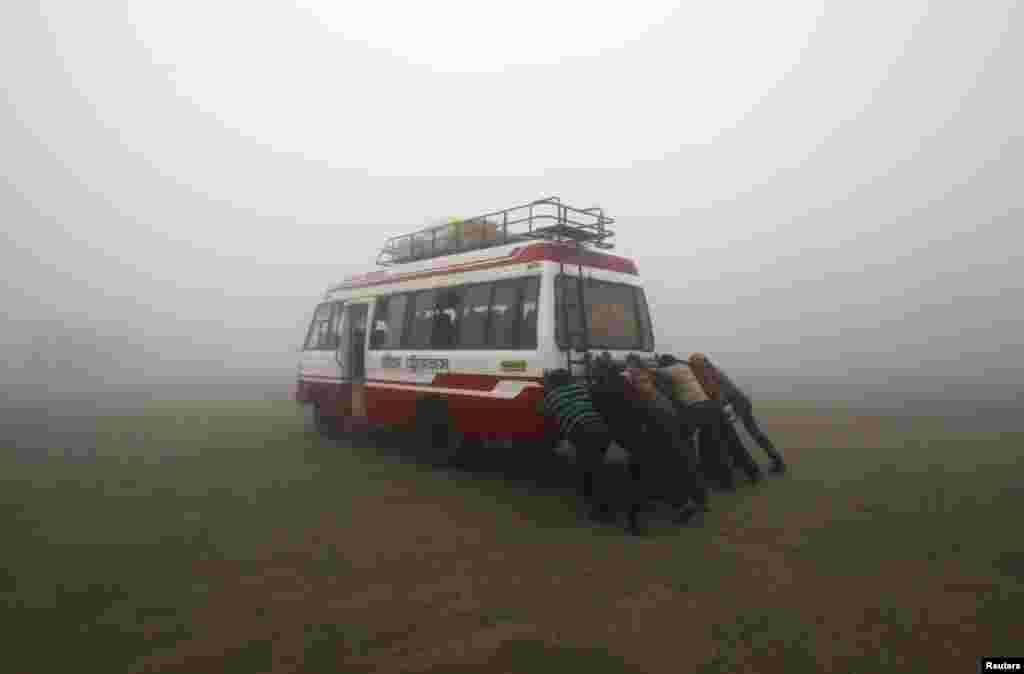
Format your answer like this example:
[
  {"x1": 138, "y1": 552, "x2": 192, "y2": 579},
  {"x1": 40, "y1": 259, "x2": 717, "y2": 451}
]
[{"x1": 336, "y1": 302, "x2": 370, "y2": 419}]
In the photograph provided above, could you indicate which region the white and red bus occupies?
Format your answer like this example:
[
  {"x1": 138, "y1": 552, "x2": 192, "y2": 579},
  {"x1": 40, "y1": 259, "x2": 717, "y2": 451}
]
[{"x1": 294, "y1": 197, "x2": 656, "y2": 463}]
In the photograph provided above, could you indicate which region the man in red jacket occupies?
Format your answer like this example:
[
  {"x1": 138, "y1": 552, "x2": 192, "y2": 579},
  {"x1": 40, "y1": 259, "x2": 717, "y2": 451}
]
[{"x1": 690, "y1": 353, "x2": 787, "y2": 474}]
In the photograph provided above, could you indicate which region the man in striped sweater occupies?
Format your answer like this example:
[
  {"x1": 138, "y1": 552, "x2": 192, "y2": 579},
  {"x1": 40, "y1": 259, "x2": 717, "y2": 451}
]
[{"x1": 539, "y1": 369, "x2": 646, "y2": 535}]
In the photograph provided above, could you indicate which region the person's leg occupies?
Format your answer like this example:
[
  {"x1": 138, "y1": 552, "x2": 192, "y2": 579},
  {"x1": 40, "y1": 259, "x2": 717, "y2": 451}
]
[
  {"x1": 673, "y1": 414, "x2": 701, "y2": 463},
  {"x1": 675, "y1": 424, "x2": 710, "y2": 510},
  {"x1": 644, "y1": 416, "x2": 709, "y2": 522},
  {"x1": 643, "y1": 404, "x2": 705, "y2": 510},
  {"x1": 619, "y1": 425, "x2": 657, "y2": 527},
  {"x1": 580, "y1": 465, "x2": 604, "y2": 519},
  {"x1": 674, "y1": 403, "x2": 727, "y2": 488},
  {"x1": 634, "y1": 440, "x2": 671, "y2": 507},
  {"x1": 611, "y1": 461, "x2": 647, "y2": 535},
  {"x1": 656, "y1": 434, "x2": 709, "y2": 525},
  {"x1": 625, "y1": 413, "x2": 667, "y2": 513},
  {"x1": 734, "y1": 397, "x2": 786, "y2": 471},
  {"x1": 599, "y1": 405, "x2": 657, "y2": 516},
  {"x1": 583, "y1": 426, "x2": 637, "y2": 524},
  {"x1": 569, "y1": 426, "x2": 606, "y2": 520},
  {"x1": 628, "y1": 458, "x2": 659, "y2": 514},
  {"x1": 625, "y1": 405, "x2": 668, "y2": 504},
  {"x1": 697, "y1": 421, "x2": 734, "y2": 489},
  {"x1": 689, "y1": 402, "x2": 738, "y2": 485},
  {"x1": 723, "y1": 420, "x2": 761, "y2": 481},
  {"x1": 588, "y1": 434, "x2": 646, "y2": 534}
]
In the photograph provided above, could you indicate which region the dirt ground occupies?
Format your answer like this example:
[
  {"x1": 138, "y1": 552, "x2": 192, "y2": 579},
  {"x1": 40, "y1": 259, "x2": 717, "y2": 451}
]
[{"x1": 132, "y1": 412, "x2": 1022, "y2": 674}]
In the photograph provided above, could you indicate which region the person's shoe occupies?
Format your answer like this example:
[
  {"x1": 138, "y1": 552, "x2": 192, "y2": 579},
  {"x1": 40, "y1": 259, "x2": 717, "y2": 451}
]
[
  {"x1": 746, "y1": 467, "x2": 763, "y2": 483},
  {"x1": 673, "y1": 505, "x2": 703, "y2": 525},
  {"x1": 589, "y1": 504, "x2": 616, "y2": 524},
  {"x1": 625, "y1": 512, "x2": 648, "y2": 536},
  {"x1": 635, "y1": 500, "x2": 659, "y2": 515},
  {"x1": 771, "y1": 459, "x2": 787, "y2": 474}
]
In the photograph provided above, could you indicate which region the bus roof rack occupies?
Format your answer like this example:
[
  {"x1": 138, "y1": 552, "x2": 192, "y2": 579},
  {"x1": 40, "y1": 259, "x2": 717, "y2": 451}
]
[{"x1": 376, "y1": 196, "x2": 615, "y2": 266}]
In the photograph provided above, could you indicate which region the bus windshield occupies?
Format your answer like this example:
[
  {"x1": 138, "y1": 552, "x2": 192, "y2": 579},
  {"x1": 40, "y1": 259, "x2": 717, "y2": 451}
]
[{"x1": 555, "y1": 275, "x2": 655, "y2": 352}]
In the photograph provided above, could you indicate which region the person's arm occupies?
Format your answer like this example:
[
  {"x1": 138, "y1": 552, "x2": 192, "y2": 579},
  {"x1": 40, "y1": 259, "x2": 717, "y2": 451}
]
[
  {"x1": 653, "y1": 370, "x2": 677, "y2": 402},
  {"x1": 712, "y1": 364, "x2": 742, "y2": 403},
  {"x1": 537, "y1": 387, "x2": 560, "y2": 417}
]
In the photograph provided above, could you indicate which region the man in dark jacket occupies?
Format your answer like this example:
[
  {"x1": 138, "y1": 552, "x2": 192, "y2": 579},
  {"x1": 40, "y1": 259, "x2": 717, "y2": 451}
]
[
  {"x1": 691, "y1": 353, "x2": 786, "y2": 473},
  {"x1": 539, "y1": 369, "x2": 646, "y2": 535},
  {"x1": 602, "y1": 356, "x2": 710, "y2": 519}
]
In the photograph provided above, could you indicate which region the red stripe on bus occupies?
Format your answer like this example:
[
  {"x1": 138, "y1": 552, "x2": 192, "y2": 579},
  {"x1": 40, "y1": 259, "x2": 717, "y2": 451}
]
[
  {"x1": 296, "y1": 379, "x2": 550, "y2": 440},
  {"x1": 363, "y1": 374, "x2": 542, "y2": 391},
  {"x1": 432, "y1": 373, "x2": 542, "y2": 389},
  {"x1": 330, "y1": 243, "x2": 638, "y2": 291},
  {"x1": 330, "y1": 252, "x2": 518, "y2": 291},
  {"x1": 515, "y1": 243, "x2": 639, "y2": 275}
]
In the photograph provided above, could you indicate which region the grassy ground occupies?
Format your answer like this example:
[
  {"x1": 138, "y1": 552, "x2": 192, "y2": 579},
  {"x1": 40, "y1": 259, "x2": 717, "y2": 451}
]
[{"x1": 2, "y1": 400, "x2": 1022, "y2": 673}]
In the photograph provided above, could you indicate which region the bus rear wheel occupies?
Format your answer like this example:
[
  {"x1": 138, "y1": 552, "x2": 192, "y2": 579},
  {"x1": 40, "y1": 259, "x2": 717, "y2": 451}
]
[{"x1": 413, "y1": 397, "x2": 464, "y2": 467}]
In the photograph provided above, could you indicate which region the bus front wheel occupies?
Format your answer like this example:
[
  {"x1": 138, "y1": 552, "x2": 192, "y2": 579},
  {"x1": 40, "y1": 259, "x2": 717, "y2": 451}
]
[{"x1": 304, "y1": 403, "x2": 331, "y2": 438}]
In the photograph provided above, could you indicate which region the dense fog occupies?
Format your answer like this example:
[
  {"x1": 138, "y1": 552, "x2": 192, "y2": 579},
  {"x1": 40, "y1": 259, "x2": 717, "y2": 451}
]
[{"x1": 3, "y1": 0, "x2": 1020, "y2": 413}]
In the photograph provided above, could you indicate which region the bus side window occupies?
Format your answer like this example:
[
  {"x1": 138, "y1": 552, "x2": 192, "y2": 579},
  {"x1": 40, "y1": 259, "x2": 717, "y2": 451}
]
[
  {"x1": 458, "y1": 282, "x2": 492, "y2": 348},
  {"x1": 489, "y1": 281, "x2": 522, "y2": 349},
  {"x1": 369, "y1": 297, "x2": 388, "y2": 350},
  {"x1": 431, "y1": 288, "x2": 462, "y2": 349},
  {"x1": 370, "y1": 294, "x2": 409, "y2": 350},
  {"x1": 520, "y1": 277, "x2": 540, "y2": 349},
  {"x1": 407, "y1": 289, "x2": 437, "y2": 349}
]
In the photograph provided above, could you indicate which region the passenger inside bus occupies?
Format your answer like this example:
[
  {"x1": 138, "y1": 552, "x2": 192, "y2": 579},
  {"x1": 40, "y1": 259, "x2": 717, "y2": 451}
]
[{"x1": 431, "y1": 290, "x2": 460, "y2": 349}]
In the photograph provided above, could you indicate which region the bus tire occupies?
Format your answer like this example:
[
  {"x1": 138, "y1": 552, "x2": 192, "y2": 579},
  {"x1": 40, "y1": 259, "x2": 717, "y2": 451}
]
[
  {"x1": 414, "y1": 397, "x2": 461, "y2": 467},
  {"x1": 304, "y1": 403, "x2": 330, "y2": 438}
]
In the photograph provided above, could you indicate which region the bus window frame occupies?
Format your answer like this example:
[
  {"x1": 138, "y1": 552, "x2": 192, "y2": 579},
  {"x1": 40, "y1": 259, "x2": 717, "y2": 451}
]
[
  {"x1": 365, "y1": 275, "x2": 542, "y2": 352},
  {"x1": 555, "y1": 274, "x2": 654, "y2": 352}
]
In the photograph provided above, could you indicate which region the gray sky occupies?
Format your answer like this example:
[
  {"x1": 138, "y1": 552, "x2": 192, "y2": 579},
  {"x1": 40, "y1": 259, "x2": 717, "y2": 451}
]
[{"x1": 2, "y1": 0, "x2": 1021, "y2": 405}]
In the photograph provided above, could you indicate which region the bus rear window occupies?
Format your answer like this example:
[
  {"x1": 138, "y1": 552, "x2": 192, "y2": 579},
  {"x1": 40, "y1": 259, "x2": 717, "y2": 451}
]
[{"x1": 555, "y1": 276, "x2": 654, "y2": 351}]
